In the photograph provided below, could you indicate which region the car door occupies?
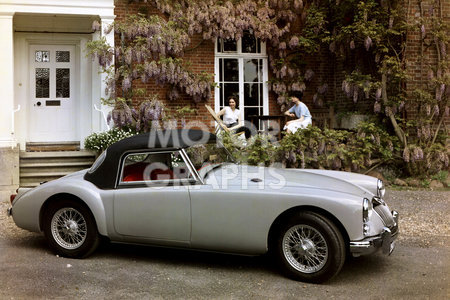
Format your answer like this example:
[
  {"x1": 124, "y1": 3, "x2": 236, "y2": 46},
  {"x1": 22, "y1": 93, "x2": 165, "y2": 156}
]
[{"x1": 113, "y1": 150, "x2": 194, "y2": 241}]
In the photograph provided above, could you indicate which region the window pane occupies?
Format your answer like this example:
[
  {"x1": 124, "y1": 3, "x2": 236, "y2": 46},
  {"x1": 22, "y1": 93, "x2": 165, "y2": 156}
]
[
  {"x1": 223, "y1": 83, "x2": 239, "y2": 108},
  {"x1": 223, "y1": 59, "x2": 239, "y2": 82},
  {"x1": 223, "y1": 39, "x2": 237, "y2": 52},
  {"x1": 244, "y1": 59, "x2": 259, "y2": 82},
  {"x1": 121, "y1": 151, "x2": 190, "y2": 182},
  {"x1": 244, "y1": 83, "x2": 259, "y2": 106},
  {"x1": 35, "y1": 51, "x2": 50, "y2": 62},
  {"x1": 242, "y1": 32, "x2": 260, "y2": 53},
  {"x1": 56, "y1": 68, "x2": 70, "y2": 98},
  {"x1": 35, "y1": 68, "x2": 49, "y2": 98},
  {"x1": 244, "y1": 107, "x2": 259, "y2": 120},
  {"x1": 56, "y1": 51, "x2": 70, "y2": 62}
]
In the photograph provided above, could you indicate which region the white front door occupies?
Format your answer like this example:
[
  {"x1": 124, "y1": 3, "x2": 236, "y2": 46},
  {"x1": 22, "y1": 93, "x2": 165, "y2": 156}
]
[{"x1": 29, "y1": 45, "x2": 77, "y2": 142}]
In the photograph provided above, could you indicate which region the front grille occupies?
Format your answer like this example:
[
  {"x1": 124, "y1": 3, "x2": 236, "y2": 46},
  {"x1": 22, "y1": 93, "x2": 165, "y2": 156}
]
[{"x1": 374, "y1": 204, "x2": 395, "y2": 227}]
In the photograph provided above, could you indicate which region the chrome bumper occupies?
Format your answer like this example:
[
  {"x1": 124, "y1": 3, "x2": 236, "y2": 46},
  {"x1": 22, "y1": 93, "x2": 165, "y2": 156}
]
[{"x1": 350, "y1": 210, "x2": 399, "y2": 257}]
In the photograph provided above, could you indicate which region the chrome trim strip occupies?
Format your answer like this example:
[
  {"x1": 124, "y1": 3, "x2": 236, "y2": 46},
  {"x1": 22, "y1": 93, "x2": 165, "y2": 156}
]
[
  {"x1": 180, "y1": 148, "x2": 203, "y2": 184},
  {"x1": 7, "y1": 207, "x2": 12, "y2": 217}
]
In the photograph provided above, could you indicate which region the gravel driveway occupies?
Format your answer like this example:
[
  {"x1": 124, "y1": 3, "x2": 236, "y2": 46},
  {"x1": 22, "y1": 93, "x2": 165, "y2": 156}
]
[{"x1": 0, "y1": 189, "x2": 449, "y2": 299}]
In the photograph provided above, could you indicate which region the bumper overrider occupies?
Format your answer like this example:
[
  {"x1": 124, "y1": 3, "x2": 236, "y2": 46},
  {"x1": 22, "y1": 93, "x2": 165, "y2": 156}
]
[{"x1": 350, "y1": 210, "x2": 399, "y2": 257}]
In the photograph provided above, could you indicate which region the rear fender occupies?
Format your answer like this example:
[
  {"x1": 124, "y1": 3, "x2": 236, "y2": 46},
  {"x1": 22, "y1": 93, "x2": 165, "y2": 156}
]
[{"x1": 39, "y1": 189, "x2": 107, "y2": 236}]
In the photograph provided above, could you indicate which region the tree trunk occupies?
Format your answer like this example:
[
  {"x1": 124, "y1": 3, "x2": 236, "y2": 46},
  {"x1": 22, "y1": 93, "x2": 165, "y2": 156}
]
[{"x1": 381, "y1": 73, "x2": 407, "y2": 147}]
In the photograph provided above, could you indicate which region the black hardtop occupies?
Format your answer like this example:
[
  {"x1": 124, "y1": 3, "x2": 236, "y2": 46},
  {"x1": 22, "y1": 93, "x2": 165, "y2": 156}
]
[{"x1": 84, "y1": 129, "x2": 215, "y2": 189}]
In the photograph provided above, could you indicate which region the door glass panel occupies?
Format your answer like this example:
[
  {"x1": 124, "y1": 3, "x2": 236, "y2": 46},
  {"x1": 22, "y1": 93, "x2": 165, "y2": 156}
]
[
  {"x1": 223, "y1": 59, "x2": 239, "y2": 82},
  {"x1": 244, "y1": 83, "x2": 259, "y2": 106},
  {"x1": 56, "y1": 51, "x2": 70, "y2": 62},
  {"x1": 244, "y1": 107, "x2": 260, "y2": 120},
  {"x1": 56, "y1": 68, "x2": 70, "y2": 98},
  {"x1": 35, "y1": 51, "x2": 49, "y2": 62},
  {"x1": 244, "y1": 59, "x2": 259, "y2": 82},
  {"x1": 221, "y1": 83, "x2": 239, "y2": 108},
  {"x1": 35, "y1": 68, "x2": 50, "y2": 98}
]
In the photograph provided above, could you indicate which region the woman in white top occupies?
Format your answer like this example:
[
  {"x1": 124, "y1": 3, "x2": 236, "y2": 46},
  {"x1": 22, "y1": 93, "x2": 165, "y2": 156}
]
[
  {"x1": 283, "y1": 91, "x2": 312, "y2": 134},
  {"x1": 217, "y1": 97, "x2": 251, "y2": 138}
]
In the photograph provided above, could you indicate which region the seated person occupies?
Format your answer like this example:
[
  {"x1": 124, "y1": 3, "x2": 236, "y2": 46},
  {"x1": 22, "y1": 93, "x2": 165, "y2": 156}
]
[
  {"x1": 216, "y1": 96, "x2": 252, "y2": 138},
  {"x1": 283, "y1": 91, "x2": 312, "y2": 134}
]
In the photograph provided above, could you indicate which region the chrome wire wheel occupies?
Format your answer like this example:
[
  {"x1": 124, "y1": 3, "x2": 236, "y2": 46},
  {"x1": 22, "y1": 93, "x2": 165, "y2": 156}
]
[
  {"x1": 51, "y1": 207, "x2": 87, "y2": 250},
  {"x1": 282, "y1": 224, "x2": 328, "y2": 274}
]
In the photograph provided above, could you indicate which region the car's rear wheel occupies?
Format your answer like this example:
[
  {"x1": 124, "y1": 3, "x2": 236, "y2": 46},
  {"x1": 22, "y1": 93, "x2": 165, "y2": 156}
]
[
  {"x1": 43, "y1": 199, "x2": 99, "y2": 258},
  {"x1": 273, "y1": 211, "x2": 346, "y2": 283}
]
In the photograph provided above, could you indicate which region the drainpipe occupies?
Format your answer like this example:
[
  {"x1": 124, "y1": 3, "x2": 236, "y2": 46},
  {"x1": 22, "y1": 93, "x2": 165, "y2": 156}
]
[
  {"x1": 11, "y1": 105, "x2": 20, "y2": 149},
  {"x1": 94, "y1": 104, "x2": 110, "y2": 130}
]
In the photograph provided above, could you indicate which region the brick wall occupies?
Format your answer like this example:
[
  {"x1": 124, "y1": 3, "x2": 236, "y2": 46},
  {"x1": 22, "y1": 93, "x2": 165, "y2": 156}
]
[
  {"x1": 113, "y1": 0, "x2": 285, "y2": 132},
  {"x1": 405, "y1": 0, "x2": 450, "y2": 128},
  {"x1": 113, "y1": 0, "x2": 448, "y2": 132}
]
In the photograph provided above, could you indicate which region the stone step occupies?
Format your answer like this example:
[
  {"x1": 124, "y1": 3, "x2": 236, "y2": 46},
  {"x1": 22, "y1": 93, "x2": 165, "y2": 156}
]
[
  {"x1": 20, "y1": 171, "x2": 72, "y2": 178},
  {"x1": 19, "y1": 150, "x2": 96, "y2": 187},
  {"x1": 20, "y1": 150, "x2": 96, "y2": 164},
  {"x1": 20, "y1": 162, "x2": 92, "y2": 174},
  {"x1": 26, "y1": 142, "x2": 80, "y2": 152}
]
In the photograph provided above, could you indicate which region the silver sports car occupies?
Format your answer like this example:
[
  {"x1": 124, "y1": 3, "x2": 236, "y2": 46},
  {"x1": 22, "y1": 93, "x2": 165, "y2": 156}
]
[{"x1": 8, "y1": 129, "x2": 398, "y2": 283}]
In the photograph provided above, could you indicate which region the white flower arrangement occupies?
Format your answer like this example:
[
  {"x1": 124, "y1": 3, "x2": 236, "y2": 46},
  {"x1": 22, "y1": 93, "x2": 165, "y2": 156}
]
[{"x1": 85, "y1": 127, "x2": 136, "y2": 152}]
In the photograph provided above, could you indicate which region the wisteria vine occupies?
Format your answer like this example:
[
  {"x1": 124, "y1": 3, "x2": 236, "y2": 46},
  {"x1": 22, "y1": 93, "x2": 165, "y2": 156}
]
[{"x1": 88, "y1": 0, "x2": 448, "y2": 175}]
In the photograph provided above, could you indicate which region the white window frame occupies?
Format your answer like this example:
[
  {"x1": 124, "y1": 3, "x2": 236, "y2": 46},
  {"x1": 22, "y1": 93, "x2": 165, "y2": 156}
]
[{"x1": 214, "y1": 37, "x2": 269, "y2": 118}]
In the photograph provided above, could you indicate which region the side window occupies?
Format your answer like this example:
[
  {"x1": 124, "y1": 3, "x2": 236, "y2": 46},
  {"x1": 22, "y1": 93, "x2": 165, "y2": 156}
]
[{"x1": 120, "y1": 151, "x2": 192, "y2": 183}]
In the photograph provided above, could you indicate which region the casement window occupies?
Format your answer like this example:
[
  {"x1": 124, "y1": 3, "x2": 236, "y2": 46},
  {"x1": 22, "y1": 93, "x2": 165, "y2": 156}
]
[{"x1": 214, "y1": 32, "x2": 269, "y2": 123}]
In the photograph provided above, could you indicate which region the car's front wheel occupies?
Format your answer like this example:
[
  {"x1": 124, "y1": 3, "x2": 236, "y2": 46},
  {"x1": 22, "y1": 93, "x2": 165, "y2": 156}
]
[
  {"x1": 43, "y1": 199, "x2": 99, "y2": 258},
  {"x1": 273, "y1": 211, "x2": 346, "y2": 283}
]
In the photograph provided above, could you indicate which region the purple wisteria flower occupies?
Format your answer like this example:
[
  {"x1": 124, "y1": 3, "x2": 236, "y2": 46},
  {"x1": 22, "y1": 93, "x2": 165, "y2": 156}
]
[
  {"x1": 403, "y1": 147, "x2": 410, "y2": 163},
  {"x1": 374, "y1": 101, "x2": 381, "y2": 113},
  {"x1": 289, "y1": 36, "x2": 299, "y2": 48},
  {"x1": 122, "y1": 77, "x2": 131, "y2": 91},
  {"x1": 353, "y1": 89, "x2": 358, "y2": 103},
  {"x1": 304, "y1": 69, "x2": 314, "y2": 81},
  {"x1": 375, "y1": 87, "x2": 382, "y2": 100},
  {"x1": 317, "y1": 83, "x2": 328, "y2": 94},
  {"x1": 433, "y1": 105, "x2": 440, "y2": 116},
  {"x1": 364, "y1": 36, "x2": 372, "y2": 51},
  {"x1": 349, "y1": 40, "x2": 355, "y2": 50},
  {"x1": 329, "y1": 41, "x2": 336, "y2": 53}
]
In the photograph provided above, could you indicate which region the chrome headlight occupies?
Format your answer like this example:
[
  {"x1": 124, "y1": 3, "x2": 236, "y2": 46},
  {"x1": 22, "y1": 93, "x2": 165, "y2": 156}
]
[
  {"x1": 363, "y1": 198, "x2": 373, "y2": 223},
  {"x1": 377, "y1": 179, "x2": 385, "y2": 198},
  {"x1": 363, "y1": 198, "x2": 373, "y2": 236}
]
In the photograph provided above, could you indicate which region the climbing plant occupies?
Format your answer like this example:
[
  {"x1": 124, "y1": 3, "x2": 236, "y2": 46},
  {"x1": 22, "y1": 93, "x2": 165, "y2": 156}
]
[{"x1": 87, "y1": 0, "x2": 449, "y2": 175}]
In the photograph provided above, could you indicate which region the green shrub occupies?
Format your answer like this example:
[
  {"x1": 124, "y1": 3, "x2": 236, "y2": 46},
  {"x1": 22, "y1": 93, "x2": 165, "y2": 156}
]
[{"x1": 219, "y1": 122, "x2": 402, "y2": 172}]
